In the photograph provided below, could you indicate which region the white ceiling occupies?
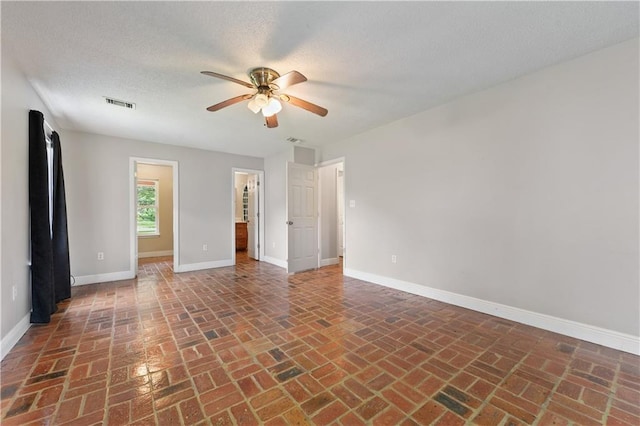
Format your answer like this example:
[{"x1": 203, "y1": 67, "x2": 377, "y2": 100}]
[{"x1": 2, "y1": 1, "x2": 638, "y2": 158}]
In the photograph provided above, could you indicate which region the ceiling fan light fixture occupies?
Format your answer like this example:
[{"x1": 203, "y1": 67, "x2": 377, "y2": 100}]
[
  {"x1": 254, "y1": 93, "x2": 269, "y2": 108},
  {"x1": 247, "y1": 98, "x2": 261, "y2": 114},
  {"x1": 261, "y1": 97, "x2": 282, "y2": 117}
]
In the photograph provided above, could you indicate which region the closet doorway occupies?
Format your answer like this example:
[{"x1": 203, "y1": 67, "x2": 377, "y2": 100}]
[
  {"x1": 233, "y1": 169, "x2": 264, "y2": 263},
  {"x1": 318, "y1": 159, "x2": 345, "y2": 268}
]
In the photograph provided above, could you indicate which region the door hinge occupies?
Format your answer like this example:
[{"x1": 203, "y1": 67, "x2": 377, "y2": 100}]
[
  {"x1": 257, "y1": 181, "x2": 260, "y2": 186},
  {"x1": 257, "y1": 243, "x2": 260, "y2": 249}
]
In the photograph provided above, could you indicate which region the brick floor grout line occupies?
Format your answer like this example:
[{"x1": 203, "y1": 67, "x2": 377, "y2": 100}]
[
  {"x1": 140, "y1": 259, "x2": 160, "y2": 425},
  {"x1": 150, "y1": 258, "x2": 194, "y2": 424},
  {"x1": 372, "y1": 318, "x2": 439, "y2": 424},
  {"x1": 389, "y1": 315, "x2": 483, "y2": 425},
  {"x1": 535, "y1": 342, "x2": 621, "y2": 425},
  {"x1": 529, "y1": 340, "x2": 574, "y2": 426},
  {"x1": 601, "y1": 347, "x2": 622, "y2": 424},
  {"x1": 346, "y1": 311, "x2": 467, "y2": 424},
  {"x1": 459, "y1": 320, "x2": 546, "y2": 426},
  {"x1": 181, "y1": 259, "x2": 263, "y2": 424},
  {"x1": 107, "y1": 280, "x2": 129, "y2": 424},
  {"x1": 195, "y1": 271, "x2": 235, "y2": 424},
  {"x1": 269, "y1": 297, "x2": 366, "y2": 424},
  {"x1": 5, "y1": 335, "x2": 44, "y2": 419},
  {"x1": 104, "y1": 283, "x2": 116, "y2": 425},
  {"x1": 342, "y1": 309, "x2": 420, "y2": 423},
  {"x1": 81, "y1": 292, "x2": 106, "y2": 425},
  {"x1": 166, "y1": 258, "x2": 198, "y2": 426},
  {"x1": 52, "y1": 288, "x2": 95, "y2": 425}
]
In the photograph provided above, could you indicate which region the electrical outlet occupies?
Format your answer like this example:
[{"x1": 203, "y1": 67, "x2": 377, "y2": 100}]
[
  {"x1": 272, "y1": 242, "x2": 276, "y2": 248},
  {"x1": 202, "y1": 244, "x2": 208, "y2": 251},
  {"x1": 12, "y1": 286, "x2": 17, "y2": 301},
  {"x1": 97, "y1": 252, "x2": 104, "y2": 260},
  {"x1": 391, "y1": 255, "x2": 397, "y2": 264}
]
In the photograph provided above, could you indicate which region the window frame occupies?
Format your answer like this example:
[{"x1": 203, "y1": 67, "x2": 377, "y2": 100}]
[{"x1": 136, "y1": 179, "x2": 160, "y2": 237}]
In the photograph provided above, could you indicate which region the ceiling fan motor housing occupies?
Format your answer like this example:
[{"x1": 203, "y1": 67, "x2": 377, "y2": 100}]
[{"x1": 249, "y1": 68, "x2": 281, "y2": 90}]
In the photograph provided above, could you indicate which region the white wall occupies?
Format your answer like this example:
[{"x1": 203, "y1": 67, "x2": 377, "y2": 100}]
[
  {"x1": 62, "y1": 130, "x2": 262, "y2": 278},
  {"x1": 320, "y1": 39, "x2": 639, "y2": 343},
  {"x1": 1, "y1": 49, "x2": 58, "y2": 356},
  {"x1": 293, "y1": 146, "x2": 315, "y2": 166}
]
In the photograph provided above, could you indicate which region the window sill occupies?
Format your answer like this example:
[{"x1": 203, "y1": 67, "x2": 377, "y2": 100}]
[{"x1": 138, "y1": 234, "x2": 160, "y2": 239}]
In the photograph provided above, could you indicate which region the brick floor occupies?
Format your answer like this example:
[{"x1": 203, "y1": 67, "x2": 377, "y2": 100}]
[{"x1": 1, "y1": 253, "x2": 638, "y2": 425}]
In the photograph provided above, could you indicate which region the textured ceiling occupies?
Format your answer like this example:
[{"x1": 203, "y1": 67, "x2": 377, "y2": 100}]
[{"x1": 2, "y1": 1, "x2": 638, "y2": 158}]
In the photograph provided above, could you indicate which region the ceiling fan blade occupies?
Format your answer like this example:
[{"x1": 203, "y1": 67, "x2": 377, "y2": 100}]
[
  {"x1": 271, "y1": 71, "x2": 307, "y2": 90},
  {"x1": 265, "y1": 114, "x2": 278, "y2": 128},
  {"x1": 206, "y1": 94, "x2": 252, "y2": 112},
  {"x1": 201, "y1": 71, "x2": 254, "y2": 88},
  {"x1": 280, "y1": 95, "x2": 328, "y2": 117}
]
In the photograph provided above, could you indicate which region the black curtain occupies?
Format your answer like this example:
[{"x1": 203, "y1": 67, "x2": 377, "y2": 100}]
[
  {"x1": 51, "y1": 132, "x2": 71, "y2": 302},
  {"x1": 29, "y1": 110, "x2": 71, "y2": 323}
]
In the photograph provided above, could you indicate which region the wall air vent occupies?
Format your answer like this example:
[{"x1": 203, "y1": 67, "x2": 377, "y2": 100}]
[
  {"x1": 104, "y1": 97, "x2": 136, "y2": 110},
  {"x1": 286, "y1": 137, "x2": 303, "y2": 144}
]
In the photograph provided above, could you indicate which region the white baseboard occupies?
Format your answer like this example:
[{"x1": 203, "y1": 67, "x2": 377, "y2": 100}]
[
  {"x1": 138, "y1": 250, "x2": 173, "y2": 258},
  {"x1": 320, "y1": 258, "x2": 339, "y2": 267},
  {"x1": 263, "y1": 256, "x2": 287, "y2": 269},
  {"x1": 344, "y1": 268, "x2": 640, "y2": 356},
  {"x1": 1, "y1": 314, "x2": 30, "y2": 361},
  {"x1": 174, "y1": 259, "x2": 233, "y2": 273},
  {"x1": 74, "y1": 270, "x2": 135, "y2": 286}
]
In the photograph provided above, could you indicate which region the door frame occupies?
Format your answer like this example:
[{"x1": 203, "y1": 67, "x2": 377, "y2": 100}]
[
  {"x1": 129, "y1": 157, "x2": 180, "y2": 276},
  {"x1": 232, "y1": 168, "x2": 265, "y2": 264},
  {"x1": 317, "y1": 157, "x2": 346, "y2": 269}
]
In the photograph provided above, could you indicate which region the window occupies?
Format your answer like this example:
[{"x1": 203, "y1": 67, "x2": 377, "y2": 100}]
[{"x1": 137, "y1": 179, "x2": 159, "y2": 236}]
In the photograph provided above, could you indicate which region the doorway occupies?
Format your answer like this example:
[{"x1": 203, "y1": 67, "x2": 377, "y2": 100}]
[
  {"x1": 317, "y1": 159, "x2": 345, "y2": 269},
  {"x1": 233, "y1": 169, "x2": 264, "y2": 263},
  {"x1": 129, "y1": 158, "x2": 179, "y2": 276}
]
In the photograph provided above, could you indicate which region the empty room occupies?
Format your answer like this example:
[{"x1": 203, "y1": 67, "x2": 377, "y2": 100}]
[{"x1": 1, "y1": 2, "x2": 638, "y2": 425}]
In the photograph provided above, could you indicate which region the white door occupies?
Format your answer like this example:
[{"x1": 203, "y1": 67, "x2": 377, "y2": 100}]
[
  {"x1": 287, "y1": 162, "x2": 318, "y2": 273},
  {"x1": 247, "y1": 174, "x2": 259, "y2": 260}
]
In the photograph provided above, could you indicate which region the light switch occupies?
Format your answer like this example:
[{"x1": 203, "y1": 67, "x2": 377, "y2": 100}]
[{"x1": 349, "y1": 200, "x2": 356, "y2": 208}]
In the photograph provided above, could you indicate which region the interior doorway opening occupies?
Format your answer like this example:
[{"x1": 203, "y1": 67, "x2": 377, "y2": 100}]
[
  {"x1": 233, "y1": 169, "x2": 264, "y2": 263},
  {"x1": 318, "y1": 159, "x2": 345, "y2": 269},
  {"x1": 130, "y1": 158, "x2": 179, "y2": 276}
]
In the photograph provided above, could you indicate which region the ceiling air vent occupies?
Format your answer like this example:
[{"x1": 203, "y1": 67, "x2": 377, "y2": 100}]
[
  {"x1": 104, "y1": 97, "x2": 136, "y2": 110},
  {"x1": 286, "y1": 137, "x2": 303, "y2": 144}
]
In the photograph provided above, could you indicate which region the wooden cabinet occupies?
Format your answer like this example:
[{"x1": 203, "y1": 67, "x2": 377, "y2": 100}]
[{"x1": 235, "y1": 222, "x2": 247, "y2": 251}]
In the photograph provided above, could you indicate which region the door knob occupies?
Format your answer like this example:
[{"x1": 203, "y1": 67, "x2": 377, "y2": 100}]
[{"x1": 286, "y1": 221, "x2": 293, "y2": 225}]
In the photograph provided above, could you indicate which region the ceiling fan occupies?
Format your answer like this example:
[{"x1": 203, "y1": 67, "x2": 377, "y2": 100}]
[{"x1": 201, "y1": 68, "x2": 328, "y2": 128}]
